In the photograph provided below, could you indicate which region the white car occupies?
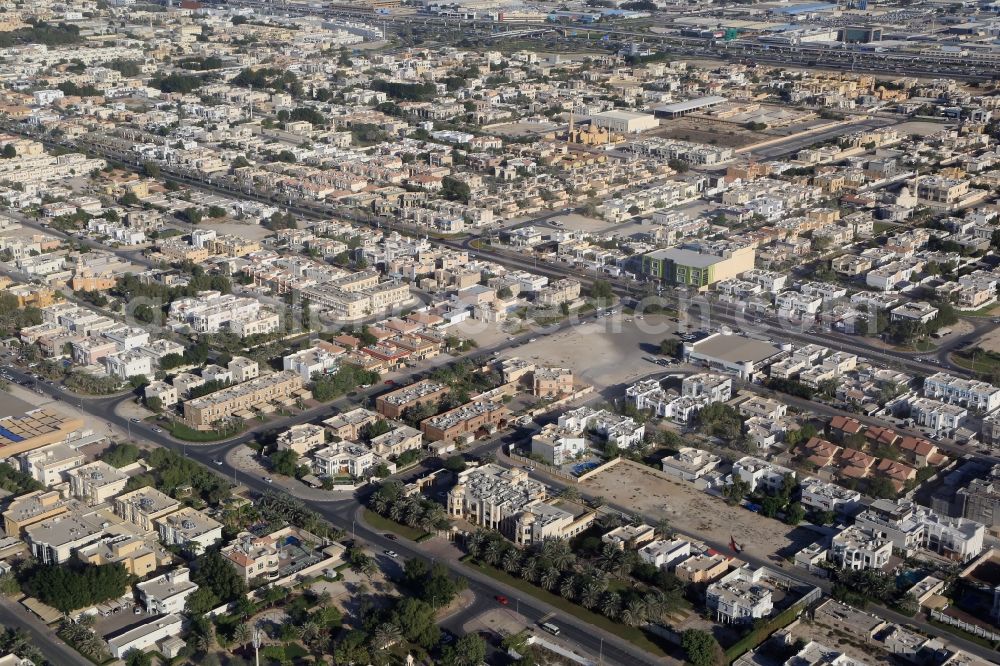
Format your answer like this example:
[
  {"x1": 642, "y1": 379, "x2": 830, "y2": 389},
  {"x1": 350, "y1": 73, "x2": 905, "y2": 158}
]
[{"x1": 384, "y1": 550, "x2": 398, "y2": 558}]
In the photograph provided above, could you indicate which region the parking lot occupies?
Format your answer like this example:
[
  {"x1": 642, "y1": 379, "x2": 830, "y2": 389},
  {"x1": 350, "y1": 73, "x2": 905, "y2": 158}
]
[{"x1": 580, "y1": 460, "x2": 819, "y2": 562}]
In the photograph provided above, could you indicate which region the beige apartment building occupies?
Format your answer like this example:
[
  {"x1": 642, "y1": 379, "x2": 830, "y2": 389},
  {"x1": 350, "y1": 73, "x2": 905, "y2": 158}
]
[
  {"x1": 184, "y1": 371, "x2": 306, "y2": 429},
  {"x1": 3, "y1": 490, "x2": 70, "y2": 535},
  {"x1": 114, "y1": 487, "x2": 181, "y2": 533},
  {"x1": 376, "y1": 380, "x2": 449, "y2": 419},
  {"x1": 421, "y1": 401, "x2": 508, "y2": 442},
  {"x1": 448, "y1": 464, "x2": 595, "y2": 546},
  {"x1": 533, "y1": 367, "x2": 574, "y2": 398}
]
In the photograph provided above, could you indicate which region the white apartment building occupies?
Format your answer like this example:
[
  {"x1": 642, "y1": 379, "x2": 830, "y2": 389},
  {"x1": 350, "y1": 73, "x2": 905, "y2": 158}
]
[
  {"x1": 311, "y1": 442, "x2": 377, "y2": 479},
  {"x1": 731, "y1": 456, "x2": 795, "y2": 494},
  {"x1": 855, "y1": 500, "x2": 984, "y2": 562},
  {"x1": 681, "y1": 373, "x2": 732, "y2": 403},
  {"x1": 800, "y1": 477, "x2": 862, "y2": 516},
  {"x1": 104, "y1": 350, "x2": 154, "y2": 381},
  {"x1": 557, "y1": 407, "x2": 645, "y2": 449},
  {"x1": 19, "y1": 443, "x2": 84, "y2": 487},
  {"x1": 136, "y1": 567, "x2": 199, "y2": 615},
  {"x1": 891, "y1": 301, "x2": 939, "y2": 325},
  {"x1": 706, "y1": 566, "x2": 774, "y2": 624},
  {"x1": 924, "y1": 372, "x2": 1000, "y2": 413},
  {"x1": 168, "y1": 292, "x2": 280, "y2": 337},
  {"x1": 530, "y1": 424, "x2": 586, "y2": 466},
  {"x1": 155, "y1": 507, "x2": 223, "y2": 552},
  {"x1": 908, "y1": 397, "x2": 968, "y2": 433},
  {"x1": 107, "y1": 614, "x2": 183, "y2": 660},
  {"x1": 283, "y1": 343, "x2": 344, "y2": 381},
  {"x1": 775, "y1": 291, "x2": 823, "y2": 319},
  {"x1": 25, "y1": 512, "x2": 105, "y2": 564},
  {"x1": 661, "y1": 447, "x2": 721, "y2": 482},
  {"x1": 638, "y1": 538, "x2": 692, "y2": 569},
  {"x1": 830, "y1": 525, "x2": 892, "y2": 571},
  {"x1": 742, "y1": 269, "x2": 788, "y2": 293},
  {"x1": 102, "y1": 326, "x2": 151, "y2": 352}
]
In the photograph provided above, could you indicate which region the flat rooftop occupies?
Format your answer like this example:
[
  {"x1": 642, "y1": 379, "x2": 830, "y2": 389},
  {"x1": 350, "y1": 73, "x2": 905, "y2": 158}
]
[
  {"x1": 690, "y1": 334, "x2": 782, "y2": 364},
  {"x1": 655, "y1": 96, "x2": 728, "y2": 114}
]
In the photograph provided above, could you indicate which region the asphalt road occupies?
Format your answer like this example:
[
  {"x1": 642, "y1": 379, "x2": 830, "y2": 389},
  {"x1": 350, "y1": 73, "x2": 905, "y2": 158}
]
[{"x1": 0, "y1": 598, "x2": 93, "y2": 666}]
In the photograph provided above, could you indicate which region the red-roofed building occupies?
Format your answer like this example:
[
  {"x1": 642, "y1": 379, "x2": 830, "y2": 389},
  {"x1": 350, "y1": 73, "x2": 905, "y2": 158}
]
[
  {"x1": 801, "y1": 436, "x2": 843, "y2": 469},
  {"x1": 333, "y1": 334, "x2": 361, "y2": 350},
  {"x1": 829, "y1": 415, "x2": 864, "y2": 442},
  {"x1": 839, "y1": 448, "x2": 876, "y2": 479},
  {"x1": 362, "y1": 343, "x2": 410, "y2": 370},
  {"x1": 897, "y1": 436, "x2": 943, "y2": 468},
  {"x1": 876, "y1": 459, "x2": 917, "y2": 491},
  {"x1": 865, "y1": 426, "x2": 900, "y2": 448}
]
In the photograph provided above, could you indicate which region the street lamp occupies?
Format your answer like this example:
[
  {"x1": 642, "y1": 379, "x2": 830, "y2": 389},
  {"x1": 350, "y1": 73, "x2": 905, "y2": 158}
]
[{"x1": 252, "y1": 625, "x2": 262, "y2": 666}]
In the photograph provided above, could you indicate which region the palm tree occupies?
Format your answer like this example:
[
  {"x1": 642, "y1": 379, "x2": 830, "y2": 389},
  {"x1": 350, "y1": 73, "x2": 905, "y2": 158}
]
[
  {"x1": 542, "y1": 538, "x2": 575, "y2": 569},
  {"x1": 580, "y1": 578, "x2": 605, "y2": 609},
  {"x1": 655, "y1": 517, "x2": 672, "y2": 539},
  {"x1": 371, "y1": 490, "x2": 391, "y2": 514},
  {"x1": 388, "y1": 499, "x2": 405, "y2": 523},
  {"x1": 621, "y1": 597, "x2": 647, "y2": 627},
  {"x1": 559, "y1": 574, "x2": 577, "y2": 601},
  {"x1": 521, "y1": 555, "x2": 541, "y2": 583},
  {"x1": 502, "y1": 548, "x2": 522, "y2": 574},
  {"x1": 558, "y1": 486, "x2": 581, "y2": 502},
  {"x1": 233, "y1": 595, "x2": 257, "y2": 620},
  {"x1": 541, "y1": 566, "x2": 560, "y2": 591},
  {"x1": 597, "y1": 543, "x2": 623, "y2": 574},
  {"x1": 299, "y1": 620, "x2": 320, "y2": 646},
  {"x1": 600, "y1": 591, "x2": 622, "y2": 620},
  {"x1": 466, "y1": 530, "x2": 488, "y2": 559},
  {"x1": 372, "y1": 622, "x2": 401, "y2": 650},
  {"x1": 484, "y1": 539, "x2": 506, "y2": 566},
  {"x1": 404, "y1": 500, "x2": 423, "y2": 528},
  {"x1": 233, "y1": 623, "x2": 252, "y2": 650}
]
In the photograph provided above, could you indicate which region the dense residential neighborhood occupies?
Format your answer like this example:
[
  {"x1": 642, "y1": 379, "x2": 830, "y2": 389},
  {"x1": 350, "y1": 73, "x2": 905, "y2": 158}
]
[{"x1": 0, "y1": 0, "x2": 997, "y2": 665}]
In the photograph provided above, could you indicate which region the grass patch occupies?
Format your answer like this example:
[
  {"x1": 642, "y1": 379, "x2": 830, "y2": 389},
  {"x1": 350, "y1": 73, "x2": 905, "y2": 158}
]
[
  {"x1": 166, "y1": 420, "x2": 245, "y2": 442},
  {"x1": 873, "y1": 221, "x2": 900, "y2": 235},
  {"x1": 362, "y1": 508, "x2": 430, "y2": 541},
  {"x1": 951, "y1": 350, "x2": 1000, "y2": 377},
  {"x1": 464, "y1": 559, "x2": 669, "y2": 658}
]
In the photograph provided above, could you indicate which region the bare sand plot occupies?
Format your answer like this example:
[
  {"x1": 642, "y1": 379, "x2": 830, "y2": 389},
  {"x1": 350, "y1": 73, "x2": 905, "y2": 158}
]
[
  {"x1": 494, "y1": 319, "x2": 670, "y2": 391},
  {"x1": 580, "y1": 460, "x2": 816, "y2": 562},
  {"x1": 970, "y1": 324, "x2": 1000, "y2": 355}
]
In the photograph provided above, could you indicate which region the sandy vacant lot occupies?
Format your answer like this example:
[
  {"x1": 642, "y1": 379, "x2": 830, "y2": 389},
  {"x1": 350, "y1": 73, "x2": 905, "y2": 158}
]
[
  {"x1": 491, "y1": 317, "x2": 673, "y2": 392},
  {"x1": 650, "y1": 117, "x2": 768, "y2": 149},
  {"x1": 581, "y1": 460, "x2": 817, "y2": 561},
  {"x1": 971, "y1": 322, "x2": 1000, "y2": 355}
]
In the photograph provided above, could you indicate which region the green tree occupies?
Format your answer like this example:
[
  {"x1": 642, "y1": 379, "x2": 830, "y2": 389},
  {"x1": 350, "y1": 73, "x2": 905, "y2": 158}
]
[
  {"x1": 389, "y1": 597, "x2": 441, "y2": 648},
  {"x1": 269, "y1": 448, "x2": 300, "y2": 476},
  {"x1": 444, "y1": 455, "x2": 467, "y2": 473},
  {"x1": 785, "y1": 502, "x2": 806, "y2": 525},
  {"x1": 681, "y1": 629, "x2": 722, "y2": 666},
  {"x1": 442, "y1": 633, "x2": 487, "y2": 666},
  {"x1": 590, "y1": 279, "x2": 614, "y2": 302},
  {"x1": 101, "y1": 442, "x2": 141, "y2": 468},
  {"x1": 190, "y1": 550, "x2": 246, "y2": 604},
  {"x1": 659, "y1": 338, "x2": 680, "y2": 357}
]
